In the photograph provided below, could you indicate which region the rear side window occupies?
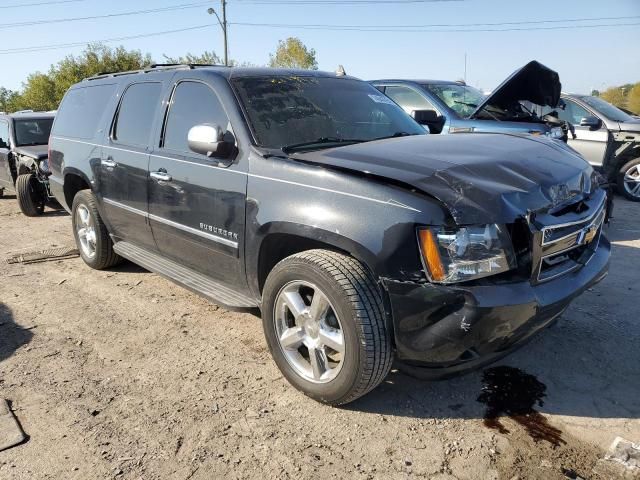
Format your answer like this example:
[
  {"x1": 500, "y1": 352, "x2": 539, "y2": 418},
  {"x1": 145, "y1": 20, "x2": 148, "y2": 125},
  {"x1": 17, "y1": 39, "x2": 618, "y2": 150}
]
[
  {"x1": 163, "y1": 81, "x2": 229, "y2": 153},
  {"x1": 385, "y1": 85, "x2": 435, "y2": 114},
  {"x1": 53, "y1": 84, "x2": 115, "y2": 139},
  {"x1": 113, "y1": 82, "x2": 162, "y2": 147},
  {"x1": 0, "y1": 121, "x2": 9, "y2": 147}
]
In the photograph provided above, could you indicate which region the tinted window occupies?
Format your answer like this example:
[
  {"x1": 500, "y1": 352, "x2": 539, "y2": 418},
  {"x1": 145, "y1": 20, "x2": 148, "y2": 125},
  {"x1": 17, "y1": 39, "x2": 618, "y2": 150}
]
[
  {"x1": 233, "y1": 76, "x2": 425, "y2": 149},
  {"x1": 0, "y1": 121, "x2": 9, "y2": 148},
  {"x1": 557, "y1": 99, "x2": 592, "y2": 126},
  {"x1": 113, "y1": 82, "x2": 162, "y2": 146},
  {"x1": 163, "y1": 81, "x2": 229, "y2": 153},
  {"x1": 385, "y1": 86, "x2": 435, "y2": 114},
  {"x1": 14, "y1": 118, "x2": 53, "y2": 146},
  {"x1": 580, "y1": 95, "x2": 633, "y2": 122},
  {"x1": 424, "y1": 83, "x2": 486, "y2": 117},
  {"x1": 53, "y1": 84, "x2": 115, "y2": 139}
]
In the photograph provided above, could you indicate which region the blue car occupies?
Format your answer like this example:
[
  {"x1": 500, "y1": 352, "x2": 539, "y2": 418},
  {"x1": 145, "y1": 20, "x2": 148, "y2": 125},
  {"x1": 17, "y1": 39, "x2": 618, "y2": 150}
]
[{"x1": 372, "y1": 61, "x2": 566, "y2": 141}]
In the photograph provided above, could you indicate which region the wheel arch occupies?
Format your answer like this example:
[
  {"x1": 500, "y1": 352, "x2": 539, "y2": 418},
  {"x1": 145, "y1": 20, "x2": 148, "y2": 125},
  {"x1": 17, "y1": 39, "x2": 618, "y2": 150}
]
[
  {"x1": 62, "y1": 168, "x2": 92, "y2": 210},
  {"x1": 249, "y1": 222, "x2": 379, "y2": 298}
]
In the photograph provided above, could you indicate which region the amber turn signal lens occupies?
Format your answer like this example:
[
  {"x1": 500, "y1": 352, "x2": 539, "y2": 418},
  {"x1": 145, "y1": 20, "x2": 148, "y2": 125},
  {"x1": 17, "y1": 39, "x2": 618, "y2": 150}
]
[{"x1": 418, "y1": 229, "x2": 446, "y2": 281}]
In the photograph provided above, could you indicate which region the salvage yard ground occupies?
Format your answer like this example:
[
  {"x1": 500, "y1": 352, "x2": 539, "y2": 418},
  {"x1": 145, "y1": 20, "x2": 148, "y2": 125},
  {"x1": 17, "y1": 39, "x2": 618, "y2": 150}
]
[{"x1": 0, "y1": 196, "x2": 639, "y2": 480}]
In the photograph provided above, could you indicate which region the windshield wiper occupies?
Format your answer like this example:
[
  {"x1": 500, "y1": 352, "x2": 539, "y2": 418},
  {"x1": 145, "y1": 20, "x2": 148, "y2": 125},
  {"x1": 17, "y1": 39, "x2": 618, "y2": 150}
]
[
  {"x1": 454, "y1": 100, "x2": 478, "y2": 108},
  {"x1": 282, "y1": 137, "x2": 365, "y2": 154},
  {"x1": 374, "y1": 131, "x2": 419, "y2": 140}
]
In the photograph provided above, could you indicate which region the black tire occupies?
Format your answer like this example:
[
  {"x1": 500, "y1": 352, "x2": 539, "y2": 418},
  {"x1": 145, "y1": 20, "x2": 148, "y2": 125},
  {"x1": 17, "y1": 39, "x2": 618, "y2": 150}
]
[
  {"x1": 617, "y1": 157, "x2": 640, "y2": 201},
  {"x1": 262, "y1": 249, "x2": 393, "y2": 406},
  {"x1": 71, "y1": 190, "x2": 122, "y2": 270},
  {"x1": 0, "y1": 187, "x2": 4, "y2": 198},
  {"x1": 16, "y1": 173, "x2": 45, "y2": 216}
]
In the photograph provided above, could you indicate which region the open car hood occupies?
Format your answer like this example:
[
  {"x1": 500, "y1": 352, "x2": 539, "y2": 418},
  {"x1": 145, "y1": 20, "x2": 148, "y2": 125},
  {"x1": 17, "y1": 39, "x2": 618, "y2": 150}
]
[
  {"x1": 293, "y1": 134, "x2": 595, "y2": 225},
  {"x1": 13, "y1": 145, "x2": 48, "y2": 161},
  {"x1": 469, "y1": 61, "x2": 561, "y2": 119}
]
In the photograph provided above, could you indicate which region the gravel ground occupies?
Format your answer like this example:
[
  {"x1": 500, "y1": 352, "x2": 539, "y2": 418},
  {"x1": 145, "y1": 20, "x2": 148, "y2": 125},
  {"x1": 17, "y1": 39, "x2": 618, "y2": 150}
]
[{"x1": 0, "y1": 193, "x2": 638, "y2": 480}]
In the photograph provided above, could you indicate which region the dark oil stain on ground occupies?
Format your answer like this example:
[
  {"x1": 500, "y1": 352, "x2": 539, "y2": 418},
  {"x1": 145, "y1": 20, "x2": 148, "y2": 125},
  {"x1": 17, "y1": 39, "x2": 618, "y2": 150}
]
[{"x1": 477, "y1": 366, "x2": 565, "y2": 447}]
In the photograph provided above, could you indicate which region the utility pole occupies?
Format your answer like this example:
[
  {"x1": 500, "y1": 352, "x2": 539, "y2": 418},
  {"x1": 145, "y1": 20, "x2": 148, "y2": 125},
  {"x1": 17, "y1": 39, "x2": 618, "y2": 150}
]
[
  {"x1": 222, "y1": 0, "x2": 228, "y2": 67},
  {"x1": 208, "y1": 1, "x2": 229, "y2": 66}
]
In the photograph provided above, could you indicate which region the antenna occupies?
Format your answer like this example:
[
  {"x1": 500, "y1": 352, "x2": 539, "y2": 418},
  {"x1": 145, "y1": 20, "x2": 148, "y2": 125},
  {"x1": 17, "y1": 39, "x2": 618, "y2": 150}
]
[{"x1": 464, "y1": 52, "x2": 467, "y2": 83}]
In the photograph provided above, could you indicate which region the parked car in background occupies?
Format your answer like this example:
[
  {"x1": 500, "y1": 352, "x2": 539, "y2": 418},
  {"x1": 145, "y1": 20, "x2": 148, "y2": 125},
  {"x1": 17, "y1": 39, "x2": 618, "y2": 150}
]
[
  {"x1": 535, "y1": 94, "x2": 640, "y2": 201},
  {"x1": 372, "y1": 61, "x2": 568, "y2": 141},
  {"x1": 0, "y1": 111, "x2": 57, "y2": 216},
  {"x1": 49, "y1": 65, "x2": 609, "y2": 405}
]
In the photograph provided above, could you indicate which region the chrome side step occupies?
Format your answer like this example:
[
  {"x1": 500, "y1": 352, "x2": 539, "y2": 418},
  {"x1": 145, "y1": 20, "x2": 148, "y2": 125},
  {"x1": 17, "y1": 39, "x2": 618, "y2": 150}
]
[{"x1": 112, "y1": 241, "x2": 259, "y2": 310}]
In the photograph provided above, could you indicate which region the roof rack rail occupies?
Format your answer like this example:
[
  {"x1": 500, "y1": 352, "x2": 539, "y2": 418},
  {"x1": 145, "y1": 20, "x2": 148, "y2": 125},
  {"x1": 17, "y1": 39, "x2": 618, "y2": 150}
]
[{"x1": 85, "y1": 63, "x2": 225, "y2": 81}]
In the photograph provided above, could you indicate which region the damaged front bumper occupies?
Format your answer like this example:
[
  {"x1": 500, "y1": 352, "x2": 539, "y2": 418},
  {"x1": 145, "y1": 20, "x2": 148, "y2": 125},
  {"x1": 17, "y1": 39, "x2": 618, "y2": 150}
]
[{"x1": 383, "y1": 235, "x2": 610, "y2": 378}]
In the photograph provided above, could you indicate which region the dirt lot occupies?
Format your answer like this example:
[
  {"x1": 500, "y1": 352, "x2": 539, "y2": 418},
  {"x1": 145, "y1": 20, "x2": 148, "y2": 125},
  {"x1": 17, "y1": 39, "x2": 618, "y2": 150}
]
[{"x1": 0, "y1": 193, "x2": 639, "y2": 480}]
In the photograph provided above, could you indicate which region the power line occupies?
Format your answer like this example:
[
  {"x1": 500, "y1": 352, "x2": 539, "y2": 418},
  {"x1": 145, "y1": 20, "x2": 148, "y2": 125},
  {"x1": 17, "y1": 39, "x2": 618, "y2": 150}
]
[
  {"x1": 0, "y1": 24, "x2": 211, "y2": 55},
  {"x1": 233, "y1": 0, "x2": 461, "y2": 3},
  {"x1": 233, "y1": 14, "x2": 640, "y2": 28},
  {"x1": 229, "y1": 20, "x2": 640, "y2": 32},
  {"x1": 0, "y1": 2, "x2": 210, "y2": 30},
  {"x1": 0, "y1": 0, "x2": 85, "y2": 8}
]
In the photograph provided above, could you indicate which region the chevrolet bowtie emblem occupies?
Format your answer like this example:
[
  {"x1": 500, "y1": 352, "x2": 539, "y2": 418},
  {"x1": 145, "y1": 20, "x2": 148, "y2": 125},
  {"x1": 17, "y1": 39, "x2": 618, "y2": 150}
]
[{"x1": 577, "y1": 224, "x2": 598, "y2": 246}]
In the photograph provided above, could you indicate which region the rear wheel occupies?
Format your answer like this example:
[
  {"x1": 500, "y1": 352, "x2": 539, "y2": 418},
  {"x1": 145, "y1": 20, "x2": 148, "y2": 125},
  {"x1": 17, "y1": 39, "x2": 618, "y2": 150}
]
[
  {"x1": 16, "y1": 173, "x2": 45, "y2": 216},
  {"x1": 617, "y1": 158, "x2": 640, "y2": 202},
  {"x1": 0, "y1": 187, "x2": 4, "y2": 198},
  {"x1": 72, "y1": 190, "x2": 122, "y2": 269},
  {"x1": 262, "y1": 250, "x2": 392, "y2": 406}
]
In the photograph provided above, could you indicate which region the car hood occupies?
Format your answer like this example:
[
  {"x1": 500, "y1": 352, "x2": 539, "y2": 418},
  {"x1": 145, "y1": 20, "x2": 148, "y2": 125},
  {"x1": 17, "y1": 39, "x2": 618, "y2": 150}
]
[
  {"x1": 13, "y1": 145, "x2": 48, "y2": 161},
  {"x1": 618, "y1": 120, "x2": 640, "y2": 132},
  {"x1": 293, "y1": 134, "x2": 595, "y2": 225},
  {"x1": 469, "y1": 61, "x2": 561, "y2": 120}
]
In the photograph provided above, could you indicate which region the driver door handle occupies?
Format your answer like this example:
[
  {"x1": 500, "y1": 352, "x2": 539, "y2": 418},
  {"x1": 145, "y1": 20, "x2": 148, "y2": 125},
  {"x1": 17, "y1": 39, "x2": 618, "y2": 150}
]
[{"x1": 150, "y1": 170, "x2": 172, "y2": 182}]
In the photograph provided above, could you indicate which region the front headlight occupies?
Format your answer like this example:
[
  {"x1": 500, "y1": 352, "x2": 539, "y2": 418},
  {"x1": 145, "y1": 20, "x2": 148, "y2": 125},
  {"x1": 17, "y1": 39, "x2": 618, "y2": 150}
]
[{"x1": 417, "y1": 224, "x2": 516, "y2": 283}]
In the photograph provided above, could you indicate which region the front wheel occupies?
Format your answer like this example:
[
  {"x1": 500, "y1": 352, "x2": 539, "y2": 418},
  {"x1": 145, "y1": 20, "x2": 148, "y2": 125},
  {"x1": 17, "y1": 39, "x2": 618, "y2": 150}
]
[
  {"x1": 71, "y1": 190, "x2": 122, "y2": 269},
  {"x1": 262, "y1": 250, "x2": 393, "y2": 406},
  {"x1": 16, "y1": 173, "x2": 45, "y2": 216},
  {"x1": 617, "y1": 158, "x2": 640, "y2": 201}
]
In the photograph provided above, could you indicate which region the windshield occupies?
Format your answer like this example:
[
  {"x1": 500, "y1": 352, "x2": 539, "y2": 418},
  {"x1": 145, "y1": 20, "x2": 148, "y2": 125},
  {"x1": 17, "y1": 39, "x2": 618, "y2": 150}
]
[
  {"x1": 232, "y1": 76, "x2": 425, "y2": 150},
  {"x1": 423, "y1": 83, "x2": 486, "y2": 118},
  {"x1": 14, "y1": 118, "x2": 53, "y2": 146},
  {"x1": 579, "y1": 96, "x2": 634, "y2": 123}
]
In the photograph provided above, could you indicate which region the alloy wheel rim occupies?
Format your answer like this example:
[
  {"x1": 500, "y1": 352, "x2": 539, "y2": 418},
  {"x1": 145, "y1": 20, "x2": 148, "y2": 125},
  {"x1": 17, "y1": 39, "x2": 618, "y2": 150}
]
[
  {"x1": 623, "y1": 165, "x2": 640, "y2": 198},
  {"x1": 76, "y1": 205, "x2": 97, "y2": 259},
  {"x1": 274, "y1": 280, "x2": 345, "y2": 384}
]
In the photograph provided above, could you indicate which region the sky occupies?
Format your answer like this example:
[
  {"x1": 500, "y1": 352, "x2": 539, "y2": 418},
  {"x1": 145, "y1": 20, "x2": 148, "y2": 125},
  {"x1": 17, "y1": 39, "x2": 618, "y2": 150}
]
[{"x1": 1, "y1": 0, "x2": 639, "y2": 94}]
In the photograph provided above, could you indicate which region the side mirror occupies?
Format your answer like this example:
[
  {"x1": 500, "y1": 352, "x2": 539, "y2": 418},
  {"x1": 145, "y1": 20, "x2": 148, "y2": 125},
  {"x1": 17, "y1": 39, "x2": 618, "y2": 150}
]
[
  {"x1": 412, "y1": 109, "x2": 439, "y2": 125},
  {"x1": 187, "y1": 124, "x2": 234, "y2": 158},
  {"x1": 579, "y1": 116, "x2": 601, "y2": 129}
]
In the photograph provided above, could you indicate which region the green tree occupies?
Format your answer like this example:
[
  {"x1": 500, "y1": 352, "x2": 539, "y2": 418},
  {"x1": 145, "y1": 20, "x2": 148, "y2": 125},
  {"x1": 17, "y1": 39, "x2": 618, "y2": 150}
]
[
  {"x1": 269, "y1": 37, "x2": 318, "y2": 70},
  {"x1": 15, "y1": 43, "x2": 152, "y2": 112},
  {"x1": 600, "y1": 86, "x2": 627, "y2": 109},
  {"x1": 162, "y1": 51, "x2": 258, "y2": 67},
  {"x1": 0, "y1": 87, "x2": 21, "y2": 112},
  {"x1": 15, "y1": 73, "x2": 57, "y2": 111},
  {"x1": 627, "y1": 82, "x2": 640, "y2": 115},
  {"x1": 590, "y1": 89, "x2": 600, "y2": 97},
  {"x1": 163, "y1": 51, "x2": 223, "y2": 65},
  {"x1": 50, "y1": 43, "x2": 152, "y2": 102}
]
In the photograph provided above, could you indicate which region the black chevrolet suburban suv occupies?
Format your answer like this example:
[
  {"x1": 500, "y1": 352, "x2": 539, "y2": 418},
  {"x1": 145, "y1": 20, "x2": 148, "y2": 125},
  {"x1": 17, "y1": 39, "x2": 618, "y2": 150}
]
[
  {"x1": 0, "y1": 111, "x2": 57, "y2": 216},
  {"x1": 48, "y1": 65, "x2": 610, "y2": 405}
]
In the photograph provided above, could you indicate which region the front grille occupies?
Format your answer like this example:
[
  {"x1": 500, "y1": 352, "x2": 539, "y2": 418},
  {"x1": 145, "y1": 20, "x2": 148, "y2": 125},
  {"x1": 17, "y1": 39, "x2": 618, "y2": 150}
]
[{"x1": 530, "y1": 193, "x2": 606, "y2": 283}]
